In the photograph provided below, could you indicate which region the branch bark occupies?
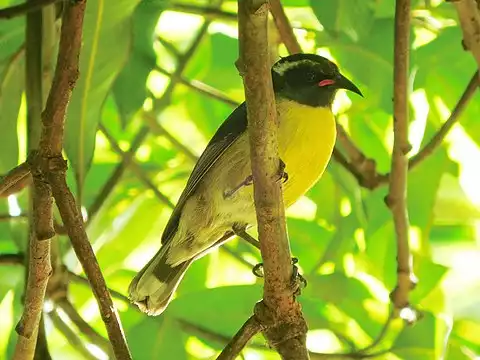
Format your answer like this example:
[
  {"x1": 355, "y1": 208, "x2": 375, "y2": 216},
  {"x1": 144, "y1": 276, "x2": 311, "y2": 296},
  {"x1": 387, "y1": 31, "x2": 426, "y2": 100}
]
[
  {"x1": 232, "y1": 0, "x2": 309, "y2": 358},
  {"x1": 217, "y1": 316, "x2": 263, "y2": 360},
  {"x1": 451, "y1": 0, "x2": 480, "y2": 72},
  {"x1": 386, "y1": 0, "x2": 415, "y2": 312},
  {"x1": 23, "y1": 0, "x2": 132, "y2": 358}
]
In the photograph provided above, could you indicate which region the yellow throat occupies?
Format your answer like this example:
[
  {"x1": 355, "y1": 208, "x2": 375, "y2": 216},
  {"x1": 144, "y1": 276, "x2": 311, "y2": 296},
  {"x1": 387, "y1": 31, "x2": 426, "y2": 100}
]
[{"x1": 276, "y1": 98, "x2": 337, "y2": 207}]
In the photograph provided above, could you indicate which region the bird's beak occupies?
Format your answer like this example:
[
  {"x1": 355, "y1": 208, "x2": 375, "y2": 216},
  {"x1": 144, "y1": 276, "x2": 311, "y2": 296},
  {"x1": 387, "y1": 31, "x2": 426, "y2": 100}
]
[{"x1": 336, "y1": 73, "x2": 363, "y2": 97}]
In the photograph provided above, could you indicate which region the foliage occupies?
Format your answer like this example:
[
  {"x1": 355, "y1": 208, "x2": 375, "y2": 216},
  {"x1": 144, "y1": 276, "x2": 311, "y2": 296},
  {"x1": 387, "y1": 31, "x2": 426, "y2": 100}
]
[{"x1": 0, "y1": 0, "x2": 480, "y2": 359}]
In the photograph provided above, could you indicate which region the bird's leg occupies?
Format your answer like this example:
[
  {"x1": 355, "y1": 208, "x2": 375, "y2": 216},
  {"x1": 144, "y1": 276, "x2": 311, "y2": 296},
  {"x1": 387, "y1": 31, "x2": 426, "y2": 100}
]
[
  {"x1": 233, "y1": 227, "x2": 306, "y2": 295},
  {"x1": 223, "y1": 159, "x2": 288, "y2": 199},
  {"x1": 223, "y1": 175, "x2": 253, "y2": 199}
]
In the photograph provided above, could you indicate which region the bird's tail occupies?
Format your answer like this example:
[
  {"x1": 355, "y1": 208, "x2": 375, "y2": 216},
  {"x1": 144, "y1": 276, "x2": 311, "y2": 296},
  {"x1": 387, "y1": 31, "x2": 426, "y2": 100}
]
[{"x1": 128, "y1": 245, "x2": 192, "y2": 316}]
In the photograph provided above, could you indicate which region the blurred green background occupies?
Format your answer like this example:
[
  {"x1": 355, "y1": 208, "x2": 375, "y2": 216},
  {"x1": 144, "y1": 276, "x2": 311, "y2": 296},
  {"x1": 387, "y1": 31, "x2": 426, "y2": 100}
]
[{"x1": 1, "y1": 0, "x2": 480, "y2": 359}]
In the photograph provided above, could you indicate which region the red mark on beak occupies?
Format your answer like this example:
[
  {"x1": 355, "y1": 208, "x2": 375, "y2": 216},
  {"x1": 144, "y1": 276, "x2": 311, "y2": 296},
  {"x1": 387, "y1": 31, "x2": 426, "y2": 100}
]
[{"x1": 318, "y1": 79, "x2": 335, "y2": 87}]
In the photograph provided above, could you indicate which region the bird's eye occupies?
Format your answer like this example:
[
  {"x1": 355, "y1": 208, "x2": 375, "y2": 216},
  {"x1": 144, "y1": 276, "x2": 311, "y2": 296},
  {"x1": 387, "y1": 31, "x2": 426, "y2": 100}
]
[{"x1": 305, "y1": 71, "x2": 316, "y2": 82}]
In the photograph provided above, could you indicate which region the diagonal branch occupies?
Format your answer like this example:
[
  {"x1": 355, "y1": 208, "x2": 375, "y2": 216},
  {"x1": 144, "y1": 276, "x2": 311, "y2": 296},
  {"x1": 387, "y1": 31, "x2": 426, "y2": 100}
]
[
  {"x1": 217, "y1": 316, "x2": 263, "y2": 360},
  {"x1": 408, "y1": 71, "x2": 479, "y2": 169}
]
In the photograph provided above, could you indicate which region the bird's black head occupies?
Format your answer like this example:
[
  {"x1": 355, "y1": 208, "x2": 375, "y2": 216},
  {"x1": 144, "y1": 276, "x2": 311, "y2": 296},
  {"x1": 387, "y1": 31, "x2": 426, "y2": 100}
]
[{"x1": 271, "y1": 53, "x2": 362, "y2": 108}]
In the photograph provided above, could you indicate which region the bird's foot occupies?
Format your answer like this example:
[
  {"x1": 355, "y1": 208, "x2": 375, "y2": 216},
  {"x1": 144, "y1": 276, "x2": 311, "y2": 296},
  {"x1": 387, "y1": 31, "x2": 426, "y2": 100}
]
[
  {"x1": 251, "y1": 257, "x2": 307, "y2": 296},
  {"x1": 276, "y1": 159, "x2": 289, "y2": 184},
  {"x1": 290, "y1": 257, "x2": 307, "y2": 296}
]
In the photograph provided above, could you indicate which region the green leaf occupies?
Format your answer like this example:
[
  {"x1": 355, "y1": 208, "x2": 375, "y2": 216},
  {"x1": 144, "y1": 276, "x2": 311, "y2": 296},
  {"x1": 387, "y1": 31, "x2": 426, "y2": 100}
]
[
  {"x1": 287, "y1": 218, "x2": 333, "y2": 274},
  {"x1": 310, "y1": 0, "x2": 375, "y2": 42},
  {"x1": 393, "y1": 312, "x2": 452, "y2": 359},
  {"x1": 65, "y1": 0, "x2": 141, "y2": 193},
  {"x1": 0, "y1": 51, "x2": 22, "y2": 172},
  {"x1": 169, "y1": 285, "x2": 262, "y2": 336},
  {"x1": 127, "y1": 316, "x2": 188, "y2": 360},
  {"x1": 416, "y1": 26, "x2": 480, "y2": 148},
  {"x1": 185, "y1": 32, "x2": 242, "y2": 97},
  {"x1": 113, "y1": 0, "x2": 165, "y2": 127}
]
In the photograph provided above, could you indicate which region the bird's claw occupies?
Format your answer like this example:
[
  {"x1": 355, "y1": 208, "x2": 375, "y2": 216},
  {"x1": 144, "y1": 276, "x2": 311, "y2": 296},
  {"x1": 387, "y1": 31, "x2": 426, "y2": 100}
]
[
  {"x1": 251, "y1": 257, "x2": 306, "y2": 296},
  {"x1": 276, "y1": 159, "x2": 288, "y2": 184},
  {"x1": 290, "y1": 257, "x2": 307, "y2": 296}
]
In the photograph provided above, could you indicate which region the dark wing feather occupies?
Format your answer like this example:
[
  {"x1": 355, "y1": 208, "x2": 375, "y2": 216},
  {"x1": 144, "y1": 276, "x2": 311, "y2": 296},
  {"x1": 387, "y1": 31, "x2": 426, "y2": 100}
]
[{"x1": 161, "y1": 102, "x2": 248, "y2": 244}]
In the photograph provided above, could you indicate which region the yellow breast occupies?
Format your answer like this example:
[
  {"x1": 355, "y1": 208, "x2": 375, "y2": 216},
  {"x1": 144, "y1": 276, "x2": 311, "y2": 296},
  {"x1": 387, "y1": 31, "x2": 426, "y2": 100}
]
[{"x1": 276, "y1": 98, "x2": 337, "y2": 207}]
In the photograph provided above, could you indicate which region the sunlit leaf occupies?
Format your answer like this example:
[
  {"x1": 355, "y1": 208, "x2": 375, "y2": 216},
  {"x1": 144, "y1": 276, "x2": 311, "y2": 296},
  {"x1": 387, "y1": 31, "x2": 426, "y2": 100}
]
[
  {"x1": 113, "y1": 0, "x2": 166, "y2": 127},
  {"x1": 65, "y1": 0, "x2": 141, "y2": 193},
  {"x1": 393, "y1": 312, "x2": 452, "y2": 359}
]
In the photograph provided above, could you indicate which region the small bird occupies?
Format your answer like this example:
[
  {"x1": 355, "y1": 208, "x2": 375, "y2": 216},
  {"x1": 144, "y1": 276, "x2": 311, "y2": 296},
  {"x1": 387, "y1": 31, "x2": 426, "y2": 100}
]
[{"x1": 128, "y1": 53, "x2": 362, "y2": 315}]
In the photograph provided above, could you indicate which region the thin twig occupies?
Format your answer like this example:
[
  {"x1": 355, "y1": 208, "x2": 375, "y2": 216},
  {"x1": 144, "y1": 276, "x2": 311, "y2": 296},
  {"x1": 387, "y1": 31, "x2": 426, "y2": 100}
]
[
  {"x1": 98, "y1": 124, "x2": 175, "y2": 208},
  {"x1": 87, "y1": 126, "x2": 150, "y2": 223},
  {"x1": 47, "y1": 310, "x2": 98, "y2": 360},
  {"x1": 408, "y1": 72, "x2": 479, "y2": 169},
  {"x1": 386, "y1": 0, "x2": 414, "y2": 312},
  {"x1": 155, "y1": 66, "x2": 239, "y2": 108},
  {"x1": 56, "y1": 298, "x2": 114, "y2": 358},
  {"x1": 169, "y1": 2, "x2": 237, "y2": 21},
  {"x1": 269, "y1": 0, "x2": 301, "y2": 54},
  {"x1": 0, "y1": 163, "x2": 31, "y2": 197},
  {"x1": 0, "y1": 0, "x2": 58, "y2": 19},
  {"x1": 236, "y1": 0, "x2": 309, "y2": 358},
  {"x1": 216, "y1": 316, "x2": 263, "y2": 360}
]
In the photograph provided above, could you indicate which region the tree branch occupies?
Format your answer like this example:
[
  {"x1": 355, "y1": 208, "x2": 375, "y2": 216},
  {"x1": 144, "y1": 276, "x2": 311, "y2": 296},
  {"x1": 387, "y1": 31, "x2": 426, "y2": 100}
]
[
  {"x1": 409, "y1": 71, "x2": 479, "y2": 168},
  {"x1": 268, "y1": 0, "x2": 301, "y2": 54},
  {"x1": 216, "y1": 316, "x2": 263, "y2": 360},
  {"x1": 13, "y1": 4, "x2": 54, "y2": 358},
  {"x1": 235, "y1": 0, "x2": 309, "y2": 358},
  {"x1": 0, "y1": 163, "x2": 31, "y2": 197},
  {"x1": 386, "y1": 0, "x2": 415, "y2": 313},
  {"x1": 0, "y1": 0, "x2": 58, "y2": 20},
  {"x1": 30, "y1": 0, "x2": 132, "y2": 358},
  {"x1": 451, "y1": 0, "x2": 480, "y2": 72}
]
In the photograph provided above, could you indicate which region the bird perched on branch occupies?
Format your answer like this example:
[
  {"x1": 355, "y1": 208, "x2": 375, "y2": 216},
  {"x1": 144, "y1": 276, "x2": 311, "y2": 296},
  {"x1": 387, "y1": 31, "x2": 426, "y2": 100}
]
[{"x1": 128, "y1": 53, "x2": 362, "y2": 316}]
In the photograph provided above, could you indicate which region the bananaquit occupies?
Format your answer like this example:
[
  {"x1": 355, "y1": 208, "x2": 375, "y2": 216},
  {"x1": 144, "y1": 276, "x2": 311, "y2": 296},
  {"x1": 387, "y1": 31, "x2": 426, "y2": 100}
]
[{"x1": 129, "y1": 53, "x2": 362, "y2": 315}]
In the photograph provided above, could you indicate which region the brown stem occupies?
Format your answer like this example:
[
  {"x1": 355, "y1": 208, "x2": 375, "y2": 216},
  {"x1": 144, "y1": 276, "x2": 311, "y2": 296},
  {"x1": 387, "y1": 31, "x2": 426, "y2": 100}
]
[
  {"x1": 451, "y1": 0, "x2": 480, "y2": 72},
  {"x1": 0, "y1": 0, "x2": 59, "y2": 19},
  {"x1": 0, "y1": 163, "x2": 31, "y2": 197},
  {"x1": 216, "y1": 316, "x2": 263, "y2": 360},
  {"x1": 30, "y1": 0, "x2": 132, "y2": 358},
  {"x1": 236, "y1": 0, "x2": 309, "y2": 358},
  {"x1": 386, "y1": 0, "x2": 414, "y2": 311},
  {"x1": 269, "y1": 0, "x2": 301, "y2": 54}
]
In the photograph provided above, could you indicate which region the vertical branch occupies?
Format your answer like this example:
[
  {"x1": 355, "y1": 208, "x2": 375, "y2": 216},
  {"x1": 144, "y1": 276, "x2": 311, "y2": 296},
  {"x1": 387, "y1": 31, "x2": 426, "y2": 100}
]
[
  {"x1": 17, "y1": 0, "x2": 132, "y2": 358},
  {"x1": 236, "y1": 0, "x2": 309, "y2": 358},
  {"x1": 13, "y1": 2, "x2": 54, "y2": 359},
  {"x1": 386, "y1": 0, "x2": 415, "y2": 312}
]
